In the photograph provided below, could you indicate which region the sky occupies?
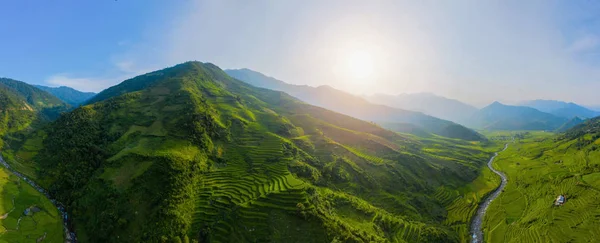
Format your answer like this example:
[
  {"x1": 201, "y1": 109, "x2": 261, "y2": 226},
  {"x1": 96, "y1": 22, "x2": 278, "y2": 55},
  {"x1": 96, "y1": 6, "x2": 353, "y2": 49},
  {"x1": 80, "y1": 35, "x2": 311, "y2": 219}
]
[{"x1": 2, "y1": 0, "x2": 600, "y2": 107}]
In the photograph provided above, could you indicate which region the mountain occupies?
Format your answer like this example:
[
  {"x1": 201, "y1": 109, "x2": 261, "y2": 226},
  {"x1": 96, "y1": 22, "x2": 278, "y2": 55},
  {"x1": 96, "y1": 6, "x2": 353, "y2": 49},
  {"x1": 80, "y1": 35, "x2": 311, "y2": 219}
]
[
  {"x1": 465, "y1": 101, "x2": 568, "y2": 130},
  {"x1": 0, "y1": 78, "x2": 69, "y2": 148},
  {"x1": 225, "y1": 68, "x2": 484, "y2": 141},
  {"x1": 5, "y1": 62, "x2": 497, "y2": 242},
  {"x1": 519, "y1": 99, "x2": 599, "y2": 119},
  {"x1": 585, "y1": 105, "x2": 600, "y2": 112},
  {"x1": 364, "y1": 93, "x2": 478, "y2": 124},
  {"x1": 35, "y1": 85, "x2": 96, "y2": 106},
  {"x1": 555, "y1": 116, "x2": 585, "y2": 132}
]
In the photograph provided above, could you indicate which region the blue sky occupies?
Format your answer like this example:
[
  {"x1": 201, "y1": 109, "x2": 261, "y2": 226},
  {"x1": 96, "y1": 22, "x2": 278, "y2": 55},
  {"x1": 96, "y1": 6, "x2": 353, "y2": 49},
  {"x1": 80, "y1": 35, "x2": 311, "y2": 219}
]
[{"x1": 2, "y1": 0, "x2": 600, "y2": 106}]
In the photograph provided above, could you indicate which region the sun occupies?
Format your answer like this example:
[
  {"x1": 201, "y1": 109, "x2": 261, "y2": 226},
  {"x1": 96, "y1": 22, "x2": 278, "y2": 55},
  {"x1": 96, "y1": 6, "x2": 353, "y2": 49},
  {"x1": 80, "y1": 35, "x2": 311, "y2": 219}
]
[{"x1": 344, "y1": 49, "x2": 375, "y2": 80}]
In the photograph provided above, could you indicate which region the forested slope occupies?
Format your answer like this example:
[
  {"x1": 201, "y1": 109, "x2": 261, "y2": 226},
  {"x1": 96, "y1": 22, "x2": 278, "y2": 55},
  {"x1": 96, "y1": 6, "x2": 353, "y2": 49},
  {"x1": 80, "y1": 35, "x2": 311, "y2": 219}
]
[
  {"x1": 6, "y1": 62, "x2": 498, "y2": 242},
  {"x1": 0, "y1": 78, "x2": 69, "y2": 149}
]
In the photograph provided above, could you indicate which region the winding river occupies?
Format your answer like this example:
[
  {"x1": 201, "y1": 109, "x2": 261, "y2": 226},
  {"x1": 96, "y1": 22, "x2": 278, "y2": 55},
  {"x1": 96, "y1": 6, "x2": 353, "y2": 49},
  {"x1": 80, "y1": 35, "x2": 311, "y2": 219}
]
[
  {"x1": 0, "y1": 154, "x2": 77, "y2": 242},
  {"x1": 469, "y1": 143, "x2": 509, "y2": 243}
]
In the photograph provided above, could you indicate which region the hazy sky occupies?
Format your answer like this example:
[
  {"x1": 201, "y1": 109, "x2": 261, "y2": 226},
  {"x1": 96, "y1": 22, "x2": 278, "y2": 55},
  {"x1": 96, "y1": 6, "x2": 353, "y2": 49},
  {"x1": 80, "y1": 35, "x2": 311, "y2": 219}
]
[{"x1": 2, "y1": 0, "x2": 600, "y2": 106}]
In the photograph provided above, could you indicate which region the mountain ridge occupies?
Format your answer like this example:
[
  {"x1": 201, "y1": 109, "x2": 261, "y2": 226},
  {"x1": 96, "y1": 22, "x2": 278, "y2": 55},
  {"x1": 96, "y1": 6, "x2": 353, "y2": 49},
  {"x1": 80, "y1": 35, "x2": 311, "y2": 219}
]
[
  {"x1": 464, "y1": 101, "x2": 569, "y2": 130},
  {"x1": 364, "y1": 92, "x2": 478, "y2": 124},
  {"x1": 3, "y1": 61, "x2": 497, "y2": 242},
  {"x1": 0, "y1": 78, "x2": 69, "y2": 148},
  {"x1": 35, "y1": 85, "x2": 96, "y2": 106},
  {"x1": 225, "y1": 68, "x2": 484, "y2": 141},
  {"x1": 519, "y1": 99, "x2": 599, "y2": 119}
]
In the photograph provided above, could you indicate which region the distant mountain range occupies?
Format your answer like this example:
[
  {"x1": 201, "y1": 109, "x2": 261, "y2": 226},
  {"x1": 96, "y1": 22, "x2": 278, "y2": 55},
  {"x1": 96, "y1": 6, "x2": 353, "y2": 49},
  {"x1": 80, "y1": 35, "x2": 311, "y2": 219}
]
[
  {"x1": 519, "y1": 100, "x2": 600, "y2": 119},
  {"x1": 586, "y1": 105, "x2": 600, "y2": 112},
  {"x1": 35, "y1": 85, "x2": 96, "y2": 106},
  {"x1": 464, "y1": 101, "x2": 571, "y2": 131},
  {"x1": 363, "y1": 93, "x2": 478, "y2": 124},
  {"x1": 226, "y1": 68, "x2": 484, "y2": 141}
]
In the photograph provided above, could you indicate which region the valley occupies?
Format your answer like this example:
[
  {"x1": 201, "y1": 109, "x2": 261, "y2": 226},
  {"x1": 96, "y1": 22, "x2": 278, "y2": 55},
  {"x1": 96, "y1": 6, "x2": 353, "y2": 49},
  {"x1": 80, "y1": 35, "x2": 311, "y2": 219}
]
[
  {"x1": 4, "y1": 2, "x2": 600, "y2": 242},
  {"x1": 483, "y1": 126, "x2": 600, "y2": 242},
  {"x1": 0, "y1": 62, "x2": 509, "y2": 242},
  {"x1": 0, "y1": 156, "x2": 64, "y2": 242},
  {"x1": 470, "y1": 142, "x2": 510, "y2": 243},
  {"x1": 0, "y1": 61, "x2": 598, "y2": 242}
]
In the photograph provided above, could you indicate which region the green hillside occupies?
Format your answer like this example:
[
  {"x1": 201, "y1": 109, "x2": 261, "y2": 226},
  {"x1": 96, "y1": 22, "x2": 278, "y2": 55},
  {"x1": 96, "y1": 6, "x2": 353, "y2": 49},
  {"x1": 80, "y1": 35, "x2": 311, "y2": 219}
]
[
  {"x1": 0, "y1": 78, "x2": 69, "y2": 149},
  {"x1": 225, "y1": 69, "x2": 485, "y2": 141},
  {"x1": 483, "y1": 120, "x2": 600, "y2": 242},
  {"x1": 4, "y1": 62, "x2": 502, "y2": 242},
  {"x1": 555, "y1": 116, "x2": 584, "y2": 132}
]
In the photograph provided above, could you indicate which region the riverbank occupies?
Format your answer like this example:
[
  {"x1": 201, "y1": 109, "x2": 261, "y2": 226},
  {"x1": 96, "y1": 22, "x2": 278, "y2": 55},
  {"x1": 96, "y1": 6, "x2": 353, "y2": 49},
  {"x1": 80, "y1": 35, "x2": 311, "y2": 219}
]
[
  {"x1": 0, "y1": 153, "x2": 77, "y2": 242},
  {"x1": 469, "y1": 143, "x2": 509, "y2": 243}
]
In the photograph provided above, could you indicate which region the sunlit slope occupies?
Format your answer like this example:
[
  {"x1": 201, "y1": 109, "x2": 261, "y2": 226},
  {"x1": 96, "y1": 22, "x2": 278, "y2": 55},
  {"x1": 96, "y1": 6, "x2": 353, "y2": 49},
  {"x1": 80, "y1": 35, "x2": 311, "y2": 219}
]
[
  {"x1": 0, "y1": 167, "x2": 63, "y2": 242},
  {"x1": 0, "y1": 78, "x2": 69, "y2": 149},
  {"x1": 8, "y1": 62, "x2": 497, "y2": 242},
  {"x1": 483, "y1": 123, "x2": 600, "y2": 242},
  {"x1": 225, "y1": 68, "x2": 485, "y2": 141}
]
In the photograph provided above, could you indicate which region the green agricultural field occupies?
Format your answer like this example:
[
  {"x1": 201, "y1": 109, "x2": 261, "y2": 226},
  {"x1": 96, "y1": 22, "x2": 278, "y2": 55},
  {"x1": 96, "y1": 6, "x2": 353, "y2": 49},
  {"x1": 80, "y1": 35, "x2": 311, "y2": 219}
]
[
  {"x1": 483, "y1": 129, "x2": 600, "y2": 242},
  {"x1": 420, "y1": 133, "x2": 508, "y2": 242},
  {"x1": 0, "y1": 167, "x2": 63, "y2": 242}
]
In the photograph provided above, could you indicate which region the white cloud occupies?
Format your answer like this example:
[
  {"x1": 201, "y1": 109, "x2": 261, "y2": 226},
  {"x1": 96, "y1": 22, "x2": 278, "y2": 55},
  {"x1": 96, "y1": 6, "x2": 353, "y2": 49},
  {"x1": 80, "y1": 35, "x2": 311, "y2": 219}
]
[
  {"x1": 44, "y1": 59, "x2": 153, "y2": 92},
  {"x1": 45, "y1": 73, "x2": 132, "y2": 93},
  {"x1": 155, "y1": 0, "x2": 600, "y2": 105},
  {"x1": 567, "y1": 35, "x2": 600, "y2": 53},
  {"x1": 43, "y1": 0, "x2": 600, "y2": 105}
]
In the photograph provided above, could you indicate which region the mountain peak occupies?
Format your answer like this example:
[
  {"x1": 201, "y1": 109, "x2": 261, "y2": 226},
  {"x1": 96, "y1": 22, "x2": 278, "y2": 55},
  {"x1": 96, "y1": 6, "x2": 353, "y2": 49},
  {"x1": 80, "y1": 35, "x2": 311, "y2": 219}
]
[
  {"x1": 487, "y1": 101, "x2": 504, "y2": 107},
  {"x1": 470, "y1": 101, "x2": 568, "y2": 130},
  {"x1": 316, "y1": 84, "x2": 335, "y2": 90},
  {"x1": 519, "y1": 99, "x2": 599, "y2": 119}
]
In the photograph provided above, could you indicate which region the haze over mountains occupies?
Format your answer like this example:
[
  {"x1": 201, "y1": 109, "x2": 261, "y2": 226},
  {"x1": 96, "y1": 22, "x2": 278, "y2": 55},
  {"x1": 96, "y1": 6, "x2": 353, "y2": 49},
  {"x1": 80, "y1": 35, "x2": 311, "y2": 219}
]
[
  {"x1": 519, "y1": 99, "x2": 600, "y2": 119},
  {"x1": 363, "y1": 93, "x2": 478, "y2": 124},
  {"x1": 226, "y1": 69, "x2": 484, "y2": 141},
  {"x1": 225, "y1": 68, "x2": 600, "y2": 133},
  {"x1": 464, "y1": 101, "x2": 570, "y2": 131}
]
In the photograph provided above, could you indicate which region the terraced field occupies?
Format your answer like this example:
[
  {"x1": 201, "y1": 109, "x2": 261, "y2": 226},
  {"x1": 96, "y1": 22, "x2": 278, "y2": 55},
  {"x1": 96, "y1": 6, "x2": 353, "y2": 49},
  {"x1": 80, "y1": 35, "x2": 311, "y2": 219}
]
[
  {"x1": 426, "y1": 133, "x2": 508, "y2": 242},
  {"x1": 483, "y1": 131, "x2": 600, "y2": 242},
  {"x1": 0, "y1": 167, "x2": 63, "y2": 242},
  {"x1": 190, "y1": 125, "x2": 311, "y2": 242}
]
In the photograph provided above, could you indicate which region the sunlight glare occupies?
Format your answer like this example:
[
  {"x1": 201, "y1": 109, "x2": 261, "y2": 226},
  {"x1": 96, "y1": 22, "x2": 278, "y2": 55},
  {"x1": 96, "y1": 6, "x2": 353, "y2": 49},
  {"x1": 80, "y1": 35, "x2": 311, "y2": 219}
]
[{"x1": 345, "y1": 50, "x2": 374, "y2": 80}]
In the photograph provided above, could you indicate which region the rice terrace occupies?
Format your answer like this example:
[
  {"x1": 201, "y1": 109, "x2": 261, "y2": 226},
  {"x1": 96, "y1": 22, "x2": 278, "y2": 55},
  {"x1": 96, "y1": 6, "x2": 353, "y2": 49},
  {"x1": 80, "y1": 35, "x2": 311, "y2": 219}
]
[{"x1": 2, "y1": 1, "x2": 600, "y2": 242}]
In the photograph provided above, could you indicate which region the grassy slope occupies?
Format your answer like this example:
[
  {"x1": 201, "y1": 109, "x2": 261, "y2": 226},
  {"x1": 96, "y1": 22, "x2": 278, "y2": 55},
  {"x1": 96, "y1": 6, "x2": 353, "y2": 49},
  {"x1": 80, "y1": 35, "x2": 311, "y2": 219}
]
[
  {"x1": 483, "y1": 127, "x2": 600, "y2": 242},
  {"x1": 0, "y1": 167, "x2": 63, "y2": 242},
  {"x1": 5, "y1": 62, "x2": 502, "y2": 242}
]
